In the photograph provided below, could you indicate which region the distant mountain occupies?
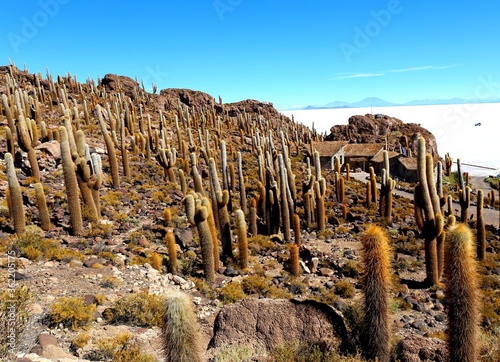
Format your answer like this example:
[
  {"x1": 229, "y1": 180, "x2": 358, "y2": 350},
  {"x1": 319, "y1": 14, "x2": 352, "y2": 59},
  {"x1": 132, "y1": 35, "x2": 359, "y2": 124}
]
[{"x1": 303, "y1": 97, "x2": 500, "y2": 110}]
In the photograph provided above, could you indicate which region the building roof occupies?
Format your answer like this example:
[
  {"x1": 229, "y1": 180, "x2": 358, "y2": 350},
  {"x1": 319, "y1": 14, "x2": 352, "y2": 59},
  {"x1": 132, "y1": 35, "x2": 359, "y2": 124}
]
[
  {"x1": 312, "y1": 141, "x2": 348, "y2": 156},
  {"x1": 371, "y1": 150, "x2": 400, "y2": 163},
  {"x1": 397, "y1": 156, "x2": 418, "y2": 170},
  {"x1": 344, "y1": 143, "x2": 384, "y2": 158}
]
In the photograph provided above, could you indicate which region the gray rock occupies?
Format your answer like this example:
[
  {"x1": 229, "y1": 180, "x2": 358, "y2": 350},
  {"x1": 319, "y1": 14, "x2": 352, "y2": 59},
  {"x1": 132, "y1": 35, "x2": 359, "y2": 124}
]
[
  {"x1": 395, "y1": 333, "x2": 448, "y2": 361},
  {"x1": 208, "y1": 298, "x2": 350, "y2": 353}
]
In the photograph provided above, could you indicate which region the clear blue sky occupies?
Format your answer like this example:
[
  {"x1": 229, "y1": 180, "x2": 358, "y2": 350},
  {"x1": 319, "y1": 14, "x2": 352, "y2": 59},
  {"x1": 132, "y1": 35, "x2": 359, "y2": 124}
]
[{"x1": 2, "y1": 1, "x2": 500, "y2": 110}]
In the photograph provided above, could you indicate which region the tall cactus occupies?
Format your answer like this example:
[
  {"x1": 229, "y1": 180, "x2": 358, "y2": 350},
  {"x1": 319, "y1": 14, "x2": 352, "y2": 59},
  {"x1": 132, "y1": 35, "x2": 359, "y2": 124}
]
[
  {"x1": 379, "y1": 151, "x2": 396, "y2": 222},
  {"x1": 96, "y1": 104, "x2": 120, "y2": 188},
  {"x1": 414, "y1": 137, "x2": 443, "y2": 286},
  {"x1": 361, "y1": 225, "x2": 391, "y2": 362},
  {"x1": 314, "y1": 178, "x2": 326, "y2": 232},
  {"x1": 209, "y1": 158, "x2": 232, "y2": 259},
  {"x1": 235, "y1": 209, "x2": 249, "y2": 269},
  {"x1": 34, "y1": 183, "x2": 51, "y2": 231},
  {"x1": 476, "y1": 189, "x2": 486, "y2": 261},
  {"x1": 165, "y1": 231, "x2": 178, "y2": 275},
  {"x1": 59, "y1": 126, "x2": 83, "y2": 236},
  {"x1": 456, "y1": 158, "x2": 470, "y2": 222},
  {"x1": 278, "y1": 154, "x2": 291, "y2": 241},
  {"x1": 237, "y1": 152, "x2": 247, "y2": 214},
  {"x1": 445, "y1": 224, "x2": 479, "y2": 362},
  {"x1": 5, "y1": 153, "x2": 25, "y2": 234}
]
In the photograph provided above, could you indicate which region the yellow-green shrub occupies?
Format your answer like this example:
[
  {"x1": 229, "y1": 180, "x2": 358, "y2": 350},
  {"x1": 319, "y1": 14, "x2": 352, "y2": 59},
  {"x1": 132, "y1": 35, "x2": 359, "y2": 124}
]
[
  {"x1": 49, "y1": 296, "x2": 95, "y2": 330},
  {"x1": 109, "y1": 292, "x2": 164, "y2": 327}
]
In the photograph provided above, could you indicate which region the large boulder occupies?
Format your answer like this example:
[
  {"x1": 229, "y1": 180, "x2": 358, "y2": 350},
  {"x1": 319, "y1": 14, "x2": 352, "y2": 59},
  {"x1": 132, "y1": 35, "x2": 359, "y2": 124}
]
[
  {"x1": 395, "y1": 334, "x2": 448, "y2": 362},
  {"x1": 208, "y1": 298, "x2": 349, "y2": 353},
  {"x1": 101, "y1": 74, "x2": 140, "y2": 99}
]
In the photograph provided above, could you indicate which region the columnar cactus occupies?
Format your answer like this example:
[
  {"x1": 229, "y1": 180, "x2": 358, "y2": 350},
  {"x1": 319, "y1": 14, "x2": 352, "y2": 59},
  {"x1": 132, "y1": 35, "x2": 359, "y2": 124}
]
[
  {"x1": 186, "y1": 196, "x2": 215, "y2": 283},
  {"x1": 75, "y1": 130, "x2": 99, "y2": 221},
  {"x1": 59, "y1": 126, "x2": 83, "y2": 236},
  {"x1": 250, "y1": 197, "x2": 258, "y2": 236},
  {"x1": 476, "y1": 189, "x2": 486, "y2": 261},
  {"x1": 16, "y1": 114, "x2": 41, "y2": 181},
  {"x1": 209, "y1": 158, "x2": 233, "y2": 259},
  {"x1": 5, "y1": 153, "x2": 25, "y2": 234},
  {"x1": 201, "y1": 197, "x2": 220, "y2": 272},
  {"x1": 158, "y1": 145, "x2": 178, "y2": 184},
  {"x1": 369, "y1": 166, "x2": 377, "y2": 203},
  {"x1": 237, "y1": 152, "x2": 247, "y2": 214},
  {"x1": 379, "y1": 151, "x2": 396, "y2": 221},
  {"x1": 166, "y1": 231, "x2": 178, "y2": 275},
  {"x1": 361, "y1": 225, "x2": 391, "y2": 362},
  {"x1": 414, "y1": 137, "x2": 444, "y2": 286},
  {"x1": 278, "y1": 154, "x2": 291, "y2": 241},
  {"x1": 235, "y1": 209, "x2": 249, "y2": 269},
  {"x1": 445, "y1": 224, "x2": 479, "y2": 362},
  {"x1": 289, "y1": 243, "x2": 300, "y2": 277},
  {"x1": 456, "y1": 159, "x2": 470, "y2": 222},
  {"x1": 34, "y1": 183, "x2": 51, "y2": 231},
  {"x1": 162, "y1": 291, "x2": 204, "y2": 362},
  {"x1": 293, "y1": 213, "x2": 301, "y2": 246},
  {"x1": 444, "y1": 152, "x2": 453, "y2": 176},
  {"x1": 314, "y1": 178, "x2": 326, "y2": 232},
  {"x1": 96, "y1": 104, "x2": 120, "y2": 188},
  {"x1": 366, "y1": 181, "x2": 372, "y2": 208}
]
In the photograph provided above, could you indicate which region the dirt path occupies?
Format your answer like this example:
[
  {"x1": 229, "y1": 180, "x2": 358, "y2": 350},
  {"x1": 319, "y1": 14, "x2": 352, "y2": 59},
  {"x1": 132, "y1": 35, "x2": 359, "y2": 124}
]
[{"x1": 349, "y1": 171, "x2": 499, "y2": 227}]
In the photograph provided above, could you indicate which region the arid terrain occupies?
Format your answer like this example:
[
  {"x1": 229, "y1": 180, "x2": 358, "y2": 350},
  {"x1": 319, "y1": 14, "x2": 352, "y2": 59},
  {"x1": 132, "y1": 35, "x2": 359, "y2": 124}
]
[{"x1": 1, "y1": 65, "x2": 499, "y2": 362}]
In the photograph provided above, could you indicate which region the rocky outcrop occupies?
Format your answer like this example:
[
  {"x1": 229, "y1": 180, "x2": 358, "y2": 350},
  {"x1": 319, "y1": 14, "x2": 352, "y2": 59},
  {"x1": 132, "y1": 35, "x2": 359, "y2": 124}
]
[
  {"x1": 395, "y1": 334, "x2": 448, "y2": 362},
  {"x1": 208, "y1": 298, "x2": 349, "y2": 353},
  {"x1": 325, "y1": 114, "x2": 439, "y2": 159},
  {"x1": 101, "y1": 74, "x2": 141, "y2": 99}
]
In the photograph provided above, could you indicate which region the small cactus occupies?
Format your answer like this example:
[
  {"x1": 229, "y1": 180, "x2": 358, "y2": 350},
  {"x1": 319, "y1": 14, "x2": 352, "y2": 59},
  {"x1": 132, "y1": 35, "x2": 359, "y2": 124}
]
[
  {"x1": 162, "y1": 291, "x2": 204, "y2": 362},
  {"x1": 289, "y1": 243, "x2": 300, "y2": 277},
  {"x1": 166, "y1": 232, "x2": 178, "y2": 275}
]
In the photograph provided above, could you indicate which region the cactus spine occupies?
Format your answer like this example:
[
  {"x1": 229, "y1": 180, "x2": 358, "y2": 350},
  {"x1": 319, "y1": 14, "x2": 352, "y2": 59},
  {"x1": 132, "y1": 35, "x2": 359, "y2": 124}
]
[
  {"x1": 162, "y1": 291, "x2": 204, "y2": 362},
  {"x1": 445, "y1": 224, "x2": 479, "y2": 362},
  {"x1": 361, "y1": 225, "x2": 391, "y2": 362},
  {"x1": 235, "y1": 209, "x2": 249, "y2": 269},
  {"x1": 5, "y1": 153, "x2": 25, "y2": 234},
  {"x1": 476, "y1": 189, "x2": 486, "y2": 261},
  {"x1": 414, "y1": 137, "x2": 443, "y2": 286}
]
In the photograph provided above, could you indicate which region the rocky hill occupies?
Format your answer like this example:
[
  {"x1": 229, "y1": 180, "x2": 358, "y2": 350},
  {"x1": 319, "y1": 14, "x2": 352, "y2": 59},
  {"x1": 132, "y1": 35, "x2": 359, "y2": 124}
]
[
  {"x1": 325, "y1": 114, "x2": 440, "y2": 160},
  {"x1": 0, "y1": 65, "x2": 499, "y2": 362}
]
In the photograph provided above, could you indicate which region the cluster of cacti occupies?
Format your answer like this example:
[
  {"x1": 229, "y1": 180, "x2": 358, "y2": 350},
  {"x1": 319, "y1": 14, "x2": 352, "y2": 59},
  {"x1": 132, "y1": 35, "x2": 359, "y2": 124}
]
[
  {"x1": 185, "y1": 193, "x2": 215, "y2": 283},
  {"x1": 414, "y1": 137, "x2": 444, "y2": 285}
]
